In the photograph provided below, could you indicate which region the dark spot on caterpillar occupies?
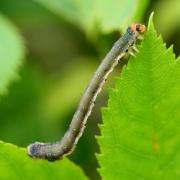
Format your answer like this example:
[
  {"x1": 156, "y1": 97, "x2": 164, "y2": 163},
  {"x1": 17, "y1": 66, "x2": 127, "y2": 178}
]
[
  {"x1": 125, "y1": 49, "x2": 128, "y2": 53},
  {"x1": 83, "y1": 111, "x2": 87, "y2": 117},
  {"x1": 136, "y1": 24, "x2": 141, "y2": 31},
  {"x1": 104, "y1": 68, "x2": 109, "y2": 73},
  {"x1": 48, "y1": 158, "x2": 57, "y2": 162},
  {"x1": 92, "y1": 90, "x2": 96, "y2": 94}
]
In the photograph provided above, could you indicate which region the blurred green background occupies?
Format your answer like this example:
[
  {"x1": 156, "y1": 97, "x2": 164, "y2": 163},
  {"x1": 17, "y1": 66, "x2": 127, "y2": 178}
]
[{"x1": 0, "y1": 0, "x2": 179, "y2": 179}]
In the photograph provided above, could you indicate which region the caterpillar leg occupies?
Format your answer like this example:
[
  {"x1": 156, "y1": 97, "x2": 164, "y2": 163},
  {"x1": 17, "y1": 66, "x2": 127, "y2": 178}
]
[
  {"x1": 132, "y1": 45, "x2": 139, "y2": 52},
  {"x1": 137, "y1": 35, "x2": 144, "y2": 40},
  {"x1": 129, "y1": 49, "x2": 135, "y2": 56}
]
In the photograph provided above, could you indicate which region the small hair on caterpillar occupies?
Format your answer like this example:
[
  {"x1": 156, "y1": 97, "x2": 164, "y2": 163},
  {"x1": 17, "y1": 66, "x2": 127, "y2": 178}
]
[{"x1": 27, "y1": 23, "x2": 146, "y2": 161}]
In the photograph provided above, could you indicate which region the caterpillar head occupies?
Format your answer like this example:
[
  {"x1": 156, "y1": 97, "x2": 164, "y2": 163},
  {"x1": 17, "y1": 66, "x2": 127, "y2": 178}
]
[{"x1": 130, "y1": 23, "x2": 146, "y2": 34}]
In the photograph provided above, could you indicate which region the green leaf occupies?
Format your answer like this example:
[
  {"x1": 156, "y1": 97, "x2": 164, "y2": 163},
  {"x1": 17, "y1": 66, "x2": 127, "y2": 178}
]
[
  {"x1": 0, "y1": 14, "x2": 25, "y2": 95},
  {"x1": 34, "y1": 0, "x2": 149, "y2": 34},
  {"x1": 97, "y1": 13, "x2": 180, "y2": 179},
  {"x1": 0, "y1": 141, "x2": 87, "y2": 179}
]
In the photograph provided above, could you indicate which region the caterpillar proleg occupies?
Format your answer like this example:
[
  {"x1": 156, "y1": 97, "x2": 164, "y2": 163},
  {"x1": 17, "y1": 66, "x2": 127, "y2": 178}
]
[{"x1": 27, "y1": 24, "x2": 146, "y2": 160}]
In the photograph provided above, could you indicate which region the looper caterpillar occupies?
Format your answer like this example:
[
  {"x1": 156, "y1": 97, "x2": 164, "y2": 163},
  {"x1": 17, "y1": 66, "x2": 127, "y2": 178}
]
[{"x1": 27, "y1": 23, "x2": 146, "y2": 161}]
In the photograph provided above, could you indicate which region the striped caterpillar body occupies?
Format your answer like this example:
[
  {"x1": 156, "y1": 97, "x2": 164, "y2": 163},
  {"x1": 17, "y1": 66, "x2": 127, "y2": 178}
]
[{"x1": 27, "y1": 24, "x2": 146, "y2": 161}]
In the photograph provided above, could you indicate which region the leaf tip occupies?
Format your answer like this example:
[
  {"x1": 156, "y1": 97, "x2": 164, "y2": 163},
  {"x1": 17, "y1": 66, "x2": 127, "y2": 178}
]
[{"x1": 147, "y1": 12, "x2": 155, "y2": 31}]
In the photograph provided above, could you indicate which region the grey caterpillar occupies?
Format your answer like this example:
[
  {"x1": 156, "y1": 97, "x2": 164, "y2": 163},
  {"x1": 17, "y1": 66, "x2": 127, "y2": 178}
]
[{"x1": 27, "y1": 23, "x2": 146, "y2": 161}]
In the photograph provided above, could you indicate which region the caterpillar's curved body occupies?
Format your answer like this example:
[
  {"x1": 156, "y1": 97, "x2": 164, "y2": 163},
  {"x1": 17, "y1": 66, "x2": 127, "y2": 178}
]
[{"x1": 27, "y1": 24, "x2": 146, "y2": 160}]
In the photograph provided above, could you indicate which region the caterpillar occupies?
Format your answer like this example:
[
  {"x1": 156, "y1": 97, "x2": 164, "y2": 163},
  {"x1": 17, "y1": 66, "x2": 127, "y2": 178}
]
[{"x1": 27, "y1": 23, "x2": 146, "y2": 161}]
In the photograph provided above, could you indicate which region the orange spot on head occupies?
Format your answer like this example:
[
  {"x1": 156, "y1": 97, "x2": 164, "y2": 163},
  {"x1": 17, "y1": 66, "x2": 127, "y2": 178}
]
[{"x1": 130, "y1": 23, "x2": 146, "y2": 33}]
